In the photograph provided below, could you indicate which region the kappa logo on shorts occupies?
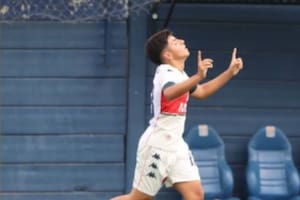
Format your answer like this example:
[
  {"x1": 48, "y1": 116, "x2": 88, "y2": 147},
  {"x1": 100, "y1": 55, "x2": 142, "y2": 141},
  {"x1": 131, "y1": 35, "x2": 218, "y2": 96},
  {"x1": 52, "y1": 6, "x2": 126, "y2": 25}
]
[
  {"x1": 149, "y1": 162, "x2": 158, "y2": 169},
  {"x1": 152, "y1": 153, "x2": 161, "y2": 160},
  {"x1": 147, "y1": 171, "x2": 156, "y2": 179}
]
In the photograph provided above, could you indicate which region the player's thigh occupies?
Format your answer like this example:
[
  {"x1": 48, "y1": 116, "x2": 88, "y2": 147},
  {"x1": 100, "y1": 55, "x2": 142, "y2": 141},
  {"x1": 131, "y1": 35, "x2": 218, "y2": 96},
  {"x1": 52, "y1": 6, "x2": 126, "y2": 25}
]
[
  {"x1": 110, "y1": 189, "x2": 153, "y2": 200},
  {"x1": 110, "y1": 194, "x2": 130, "y2": 200},
  {"x1": 173, "y1": 180, "x2": 204, "y2": 200},
  {"x1": 130, "y1": 188, "x2": 153, "y2": 200}
]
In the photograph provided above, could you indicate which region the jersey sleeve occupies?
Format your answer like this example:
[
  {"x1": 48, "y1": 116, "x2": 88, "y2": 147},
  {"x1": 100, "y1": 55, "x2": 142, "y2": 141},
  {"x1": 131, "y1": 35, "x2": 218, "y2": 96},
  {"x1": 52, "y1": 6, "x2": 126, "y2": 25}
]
[
  {"x1": 158, "y1": 68, "x2": 178, "y2": 89},
  {"x1": 189, "y1": 84, "x2": 198, "y2": 94}
]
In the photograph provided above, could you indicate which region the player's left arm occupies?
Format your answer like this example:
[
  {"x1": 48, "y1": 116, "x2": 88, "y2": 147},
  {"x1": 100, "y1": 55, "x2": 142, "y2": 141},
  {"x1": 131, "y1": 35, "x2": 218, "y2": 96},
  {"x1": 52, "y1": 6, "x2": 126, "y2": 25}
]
[
  {"x1": 191, "y1": 48, "x2": 243, "y2": 100},
  {"x1": 163, "y1": 51, "x2": 213, "y2": 101}
]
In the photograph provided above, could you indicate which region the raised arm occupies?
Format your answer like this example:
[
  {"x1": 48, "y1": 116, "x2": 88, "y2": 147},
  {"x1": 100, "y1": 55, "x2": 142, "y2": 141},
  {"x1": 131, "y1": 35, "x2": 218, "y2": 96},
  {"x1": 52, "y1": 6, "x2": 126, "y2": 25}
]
[
  {"x1": 163, "y1": 51, "x2": 213, "y2": 101},
  {"x1": 191, "y1": 48, "x2": 243, "y2": 100}
]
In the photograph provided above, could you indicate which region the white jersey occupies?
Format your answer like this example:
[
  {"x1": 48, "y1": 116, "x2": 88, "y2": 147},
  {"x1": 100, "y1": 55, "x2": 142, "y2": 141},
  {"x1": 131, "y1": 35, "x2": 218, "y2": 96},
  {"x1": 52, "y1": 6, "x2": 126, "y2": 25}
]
[{"x1": 139, "y1": 64, "x2": 190, "y2": 151}]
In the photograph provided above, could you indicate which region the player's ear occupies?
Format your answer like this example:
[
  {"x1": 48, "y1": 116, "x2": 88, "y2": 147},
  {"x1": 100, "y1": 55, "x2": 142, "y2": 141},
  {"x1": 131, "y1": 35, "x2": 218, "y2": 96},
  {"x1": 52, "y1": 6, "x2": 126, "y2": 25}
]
[{"x1": 161, "y1": 50, "x2": 172, "y2": 62}]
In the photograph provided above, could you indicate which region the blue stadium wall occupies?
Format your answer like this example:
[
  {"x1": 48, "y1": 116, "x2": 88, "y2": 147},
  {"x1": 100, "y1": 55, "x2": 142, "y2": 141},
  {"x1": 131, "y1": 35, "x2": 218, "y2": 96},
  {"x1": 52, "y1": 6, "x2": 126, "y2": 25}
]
[
  {"x1": 0, "y1": 21, "x2": 127, "y2": 199},
  {"x1": 1, "y1": 3, "x2": 300, "y2": 200}
]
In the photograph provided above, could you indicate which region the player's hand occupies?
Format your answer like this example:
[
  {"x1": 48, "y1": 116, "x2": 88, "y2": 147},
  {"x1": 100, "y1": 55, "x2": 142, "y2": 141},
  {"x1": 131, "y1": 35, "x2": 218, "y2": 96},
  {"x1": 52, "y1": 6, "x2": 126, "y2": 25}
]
[
  {"x1": 197, "y1": 50, "x2": 214, "y2": 78},
  {"x1": 228, "y1": 48, "x2": 243, "y2": 76}
]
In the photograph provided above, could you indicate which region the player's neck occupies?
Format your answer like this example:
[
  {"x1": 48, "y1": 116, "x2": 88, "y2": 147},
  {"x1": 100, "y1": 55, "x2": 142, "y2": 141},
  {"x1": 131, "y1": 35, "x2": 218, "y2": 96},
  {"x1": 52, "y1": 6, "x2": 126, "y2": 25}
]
[{"x1": 168, "y1": 59, "x2": 185, "y2": 71}]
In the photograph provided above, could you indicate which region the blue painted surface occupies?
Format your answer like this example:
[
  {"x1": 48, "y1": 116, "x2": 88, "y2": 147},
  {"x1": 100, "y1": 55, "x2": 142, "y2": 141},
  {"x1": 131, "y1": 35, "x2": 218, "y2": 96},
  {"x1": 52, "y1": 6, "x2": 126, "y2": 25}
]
[
  {"x1": 147, "y1": 79, "x2": 300, "y2": 108},
  {"x1": 1, "y1": 49, "x2": 126, "y2": 77},
  {"x1": 2, "y1": 164, "x2": 124, "y2": 191},
  {"x1": 1, "y1": 192, "x2": 122, "y2": 200},
  {"x1": 126, "y1": 12, "x2": 148, "y2": 192},
  {"x1": 2, "y1": 78, "x2": 126, "y2": 105},
  {"x1": 0, "y1": 20, "x2": 127, "y2": 200},
  {"x1": 2, "y1": 134, "x2": 124, "y2": 162},
  {"x1": 1, "y1": 3, "x2": 300, "y2": 200},
  {"x1": 2, "y1": 107, "x2": 126, "y2": 134},
  {"x1": 0, "y1": 22, "x2": 126, "y2": 48},
  {"x1": 145, "y1": 3, "x2": 300, "y2": 199}
]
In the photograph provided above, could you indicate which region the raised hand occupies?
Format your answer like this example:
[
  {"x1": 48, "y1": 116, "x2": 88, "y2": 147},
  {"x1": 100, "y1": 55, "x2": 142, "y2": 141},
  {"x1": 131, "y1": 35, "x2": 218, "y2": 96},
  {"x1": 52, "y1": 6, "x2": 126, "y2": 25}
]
[
  {"x1": 197, "y1": 50, "x2": 214, "y2": 78},
  {"x1": 228, "y1": 48, "x2": 243, "y2": 76}
]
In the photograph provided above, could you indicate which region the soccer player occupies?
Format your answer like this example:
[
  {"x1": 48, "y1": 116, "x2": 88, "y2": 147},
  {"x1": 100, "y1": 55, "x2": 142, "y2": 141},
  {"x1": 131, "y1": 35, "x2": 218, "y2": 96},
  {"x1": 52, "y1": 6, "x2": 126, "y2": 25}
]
[{"x1": 111, "y1": 29, "x2": 243, "y2": 200}]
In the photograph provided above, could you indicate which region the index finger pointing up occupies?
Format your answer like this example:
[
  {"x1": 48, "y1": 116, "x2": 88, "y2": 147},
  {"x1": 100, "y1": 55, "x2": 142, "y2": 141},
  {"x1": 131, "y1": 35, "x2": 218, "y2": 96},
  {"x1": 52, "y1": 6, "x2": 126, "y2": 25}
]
[
  {"x1": 198, "y1": 50, "x2": 202, "y2": 61},
  {"x1": 232, "y1": 48, "x2": 237, "y2": 60}
]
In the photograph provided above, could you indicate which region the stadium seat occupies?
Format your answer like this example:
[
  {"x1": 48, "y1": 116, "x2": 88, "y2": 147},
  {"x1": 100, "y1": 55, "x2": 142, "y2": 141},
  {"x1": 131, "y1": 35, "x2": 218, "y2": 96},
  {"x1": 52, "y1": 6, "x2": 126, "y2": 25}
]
[
  {"x1": 246, "y1": 126, "x2": 300, "y2": 200},
  {"x1": 185, "y1": 124, "x2": 240, "y2": 200}
]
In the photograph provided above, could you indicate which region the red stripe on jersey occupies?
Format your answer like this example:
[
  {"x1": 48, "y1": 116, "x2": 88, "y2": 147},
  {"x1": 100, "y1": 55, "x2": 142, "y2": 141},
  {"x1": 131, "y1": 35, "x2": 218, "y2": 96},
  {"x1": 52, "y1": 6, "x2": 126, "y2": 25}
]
[{"x1": 160, "y1": 92, "x2": 189, "y2": 115}]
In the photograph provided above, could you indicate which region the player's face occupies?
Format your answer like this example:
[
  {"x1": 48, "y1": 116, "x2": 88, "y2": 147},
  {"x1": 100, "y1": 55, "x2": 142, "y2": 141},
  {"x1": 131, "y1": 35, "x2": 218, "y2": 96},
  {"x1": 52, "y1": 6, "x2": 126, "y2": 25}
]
[{"x1": 165, "y1": 35, "x2": 190, "y2": 59}]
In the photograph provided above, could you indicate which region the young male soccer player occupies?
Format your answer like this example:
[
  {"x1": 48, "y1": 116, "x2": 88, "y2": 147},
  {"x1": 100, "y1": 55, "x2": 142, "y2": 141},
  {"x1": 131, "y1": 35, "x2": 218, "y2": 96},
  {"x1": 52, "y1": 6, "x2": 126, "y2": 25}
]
[{"x1": 111, "y1": 29, "x2": 243, "y2": 200}]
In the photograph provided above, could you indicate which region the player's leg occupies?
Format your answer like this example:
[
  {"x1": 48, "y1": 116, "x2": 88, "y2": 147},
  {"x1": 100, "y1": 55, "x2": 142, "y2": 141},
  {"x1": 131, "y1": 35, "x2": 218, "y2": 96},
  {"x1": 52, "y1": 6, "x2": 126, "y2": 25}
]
[
  {"x1": 173, "y1": 180, "x2": 204, "y2": 200},
  {"x1": 110, "y1": 194, "x2": 130, "y2": 200},
  {"x1": 168, "y1": 149, "x2": 203, "y2": 200},
  {"x1": 110, "y1": 188, "x2": 153, "y2": 200},
  {"x1": 111, "y1": 146, "x2": 164, "y2": 200}
]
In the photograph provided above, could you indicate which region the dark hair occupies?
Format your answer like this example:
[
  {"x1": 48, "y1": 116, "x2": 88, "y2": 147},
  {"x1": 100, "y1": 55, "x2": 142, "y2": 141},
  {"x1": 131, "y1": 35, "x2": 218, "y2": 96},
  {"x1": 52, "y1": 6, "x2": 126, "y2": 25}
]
[{"x1": 145, "y1": 29, "x2": 173, "y2": 65}]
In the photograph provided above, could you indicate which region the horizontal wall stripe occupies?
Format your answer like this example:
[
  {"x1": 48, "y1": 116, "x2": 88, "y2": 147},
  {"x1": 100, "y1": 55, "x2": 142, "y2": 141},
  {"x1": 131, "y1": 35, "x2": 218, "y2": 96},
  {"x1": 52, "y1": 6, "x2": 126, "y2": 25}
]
[
  {"x1": 0, "y1": 50, "x2": 127, "y2": 77},
  {"x1": 0, "y1": 22, "x2": 126, "y2": 49},
  {"x1": 158, "y1": 22, "x2": 300, "y2": 53},
  {"x1": 148, "y1": 51, "x2": 300, "y2": 81},
  {"x1": 146, "y1": 79, "x2": 300, "y2": 108},
  {"x1": 1, "y1": 78, "x2": 126, "y2": 106},
  {"x1": 1, "y1": 107, "x2": 126, "y2": 134},
  {"x1": 0, "y1": 192, "x2": 122, "y2": 200},
  {"x1": 1, "y1": 164, "x2": 124, "y2": 192},
  {"x1": 158, "y1": 4, "x2": 300, "y2": 24},
  {"x1": 189, "y1": 80, "x2": 300, "y2": 108},
  {"x1": 185, "y1": 51, "x2": 300, "y2": 81},
  {"x1": 2, "y1": 134, "x2": 124, "y2": 163},
  {"x1": 185, "y1": 107, "x2": 300, "y2": 136}
]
